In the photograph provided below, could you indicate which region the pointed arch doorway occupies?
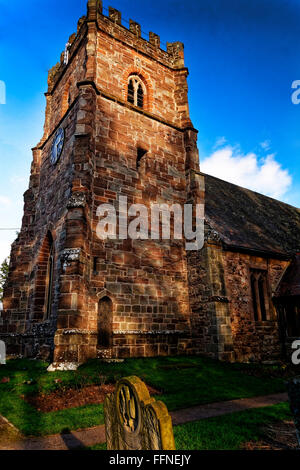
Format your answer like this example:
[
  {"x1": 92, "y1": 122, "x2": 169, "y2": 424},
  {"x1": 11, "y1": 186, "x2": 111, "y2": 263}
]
[
  {"x1": 97, "y1": 296, "x2": 113, "y2": 348},
  {"x1": 33, "y1": 231, "x2": 55, "y2": 321}
]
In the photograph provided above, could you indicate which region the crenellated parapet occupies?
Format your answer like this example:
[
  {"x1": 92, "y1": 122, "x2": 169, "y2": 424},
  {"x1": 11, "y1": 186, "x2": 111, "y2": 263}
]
[
  {"x1": 167, "y1": 42, "x2": 185, "y2": 68},
  {"x1": 102, "y1": 4, "x2": 186, "y2": 68},
  {"x1": 47, "y1": 29, "x2": 86, "y2": 93},
  {"x1": 108, "y1": 6, "x2": 121, "y2": 25},
  {"x1": 47, "y1": 1, "x2": 187, "y2": 93},
  {"x1": 87, "y1": 0, "x2": 103, "y2": 20}
]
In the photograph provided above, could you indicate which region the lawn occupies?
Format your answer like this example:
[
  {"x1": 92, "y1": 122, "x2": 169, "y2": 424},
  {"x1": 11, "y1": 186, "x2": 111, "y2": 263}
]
[
  {"x1": 89, "y1": 403, "x2": 293, "y2": 451},
  {"x1": 173, "y1": 402, "x2": 292, "y2": 450},
  {"x1": 0, "y1": 356, "x2": 294, "y2": 437}
]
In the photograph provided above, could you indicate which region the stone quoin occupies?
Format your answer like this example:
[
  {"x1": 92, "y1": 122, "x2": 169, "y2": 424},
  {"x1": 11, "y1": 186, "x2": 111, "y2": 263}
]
[{"x1": 0, "y1": 0, "x2": 300, "y2": 365}]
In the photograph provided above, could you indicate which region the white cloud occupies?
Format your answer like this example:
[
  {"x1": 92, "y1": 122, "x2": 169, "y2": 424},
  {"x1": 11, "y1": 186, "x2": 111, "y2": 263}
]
[
  {"x1": 10, "y1": 175, "x2": 27, "y2": 187},
  {"x1": 0, "y1": 196, "x2": 12, "y2": 208},
  {"x1": 201, "y1": 143, "x2": 292, "y2": 200},
  {"x1": 214, "y1": 136, "x2": 227, "y2": 149},
  {"x1": 0, "y1": 237, "x2": 15, "y2": 264},
  {"x1": 0, "y1": 197, "x2": 22, "y2": 263},
  {"x1": 260, "y1": 140, "x2": 271, "y2": 151},
  {"x1": 0, "y1": 177, "x2": 26, "y2": 263}
]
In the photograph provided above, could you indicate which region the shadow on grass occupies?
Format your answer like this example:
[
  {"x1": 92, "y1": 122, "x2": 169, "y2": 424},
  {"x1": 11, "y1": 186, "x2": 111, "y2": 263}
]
[{"x1": 0, "y1": 355, "x2": 296, "y2": 440}]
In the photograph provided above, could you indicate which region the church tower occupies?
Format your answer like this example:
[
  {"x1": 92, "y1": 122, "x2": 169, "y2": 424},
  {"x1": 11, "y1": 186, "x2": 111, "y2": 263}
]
[{"x1": 0, "y1": 0, "x2": 203, "y2": 364}]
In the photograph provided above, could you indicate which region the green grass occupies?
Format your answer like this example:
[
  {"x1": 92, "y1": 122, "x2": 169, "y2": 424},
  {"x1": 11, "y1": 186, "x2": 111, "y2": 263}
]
[
  {"x1": 173, "y1": 403, "x2": 292, "y2": 450},
  {"x1": 0, "y1": 360, "x2": 105, "y2": 436},
  {"x1": 88, "y1": 443, "x2": 107, "y2": 450},
  {"x1": 88, "y1": 403, "x2": 292, "y2": 451},
  {"x1": 0, "y1": 356, "x2": 293, "y2": 437},
  {"x1": 78, "y1": 356, "x2": 287, "y2": 411}
]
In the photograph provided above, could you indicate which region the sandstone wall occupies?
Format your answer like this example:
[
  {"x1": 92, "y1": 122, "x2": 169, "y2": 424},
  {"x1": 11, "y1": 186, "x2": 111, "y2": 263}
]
[
  {"x1": 187, "y1": 239, "x2": 234, "y2": 362},
  {"x1": 9, "y1": 2, "x2": 201, "y2": 363},
  {"x1": 223, "y1": 251, "x2": 288, "y2": 362}
]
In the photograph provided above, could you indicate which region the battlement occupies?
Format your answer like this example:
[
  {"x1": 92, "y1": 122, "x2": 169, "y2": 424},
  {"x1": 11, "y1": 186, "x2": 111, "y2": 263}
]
[{"x1": 47, "y1": 0, "x2": 186, "y2": 92}]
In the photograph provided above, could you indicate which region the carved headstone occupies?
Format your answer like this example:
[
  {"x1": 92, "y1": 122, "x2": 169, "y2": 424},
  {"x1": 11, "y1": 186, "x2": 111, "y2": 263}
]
[
  {"x1": 287, "y1": 377, "x2": 300, "y2": 447},
  {"x1": 104, "y1": 376, "x2": 175, "y2": 450}
]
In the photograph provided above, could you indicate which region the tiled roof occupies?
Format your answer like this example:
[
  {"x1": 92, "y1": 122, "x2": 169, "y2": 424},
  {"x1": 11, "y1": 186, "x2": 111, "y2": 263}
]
[
  {"x1": 204, "y1": 173, "x2": 300, "y2": 257},
  {"x1": 275, "y1": 254, "x2": 300, "y2": 297}
]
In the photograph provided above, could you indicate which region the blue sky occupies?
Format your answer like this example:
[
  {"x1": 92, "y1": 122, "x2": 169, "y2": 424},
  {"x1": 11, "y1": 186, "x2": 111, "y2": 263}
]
[{"x1": 0, "y1": 0, "x2": 300, "y2": 262}]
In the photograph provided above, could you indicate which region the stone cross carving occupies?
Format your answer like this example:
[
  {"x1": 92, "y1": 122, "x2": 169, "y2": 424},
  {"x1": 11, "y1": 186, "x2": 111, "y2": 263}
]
[
  {"x1": 287, "y1": 377, "x2": 300, "y2": 447},
  {"x1": 0, "y1": 341, "x2": 6, "y2": 365},
  {"x1": 104, "y1": 376, "x2": 176, "y2": 450}
]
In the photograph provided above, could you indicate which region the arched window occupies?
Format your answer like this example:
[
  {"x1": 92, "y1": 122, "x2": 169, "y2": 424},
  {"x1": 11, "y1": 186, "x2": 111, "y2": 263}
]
[
  {"x1": 137, "y1": 83, "x2": 144, "y2": 108},
  {"x1": 45, "y1": 238, "x2": 54, "y2": 320},
  {"x1": 250, "y1": 269, "x2": 269, "y2": 322},
  {"x1": 68, "y1": 90, "x2": 72, "y2": 107},
  {"x1": 250, "y1": 274, "x2": 258, "y2": 321},
  {"x1": 127, "y1": 76, "x2": 145, "y2": 108},
  {"x1": 98, "y1": 296, "x2": 113, "y2": 348},
  {"x1": 61, "y1": 82, "x2": 71, "y2": 117},
  {"x1": 127, "y1": 79, "x2": 135, "y2": 105},
  {"x1": 33, "y1": 232, "x2": 55, "y2": 321},
  {"x1": 137, "y1": 147, "x2": 147, "y2": 171}
]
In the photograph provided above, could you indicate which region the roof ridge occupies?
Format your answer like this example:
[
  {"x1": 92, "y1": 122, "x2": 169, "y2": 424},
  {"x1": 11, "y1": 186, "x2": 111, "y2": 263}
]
[{"x1": 197, "y1": 171, "x2": 300, "y2": 211}]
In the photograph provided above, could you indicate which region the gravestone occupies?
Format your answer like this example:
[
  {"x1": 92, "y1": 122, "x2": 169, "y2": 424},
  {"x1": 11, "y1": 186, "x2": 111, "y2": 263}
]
[
  {"x1": 287, "y1": 377, "x2": 300, "y2": 447},
  {"x1": 104, "y1": 376, "x2": 175, "y2": 450},
  {"x1": 0, "y1": 341, "x2": 6, "y2": 365}
]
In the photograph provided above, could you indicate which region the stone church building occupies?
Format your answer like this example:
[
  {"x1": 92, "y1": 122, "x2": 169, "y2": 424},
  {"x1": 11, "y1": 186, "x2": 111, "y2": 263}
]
[{"x1": 1, "y1": 1, "x2": 299, "y2": 364}]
